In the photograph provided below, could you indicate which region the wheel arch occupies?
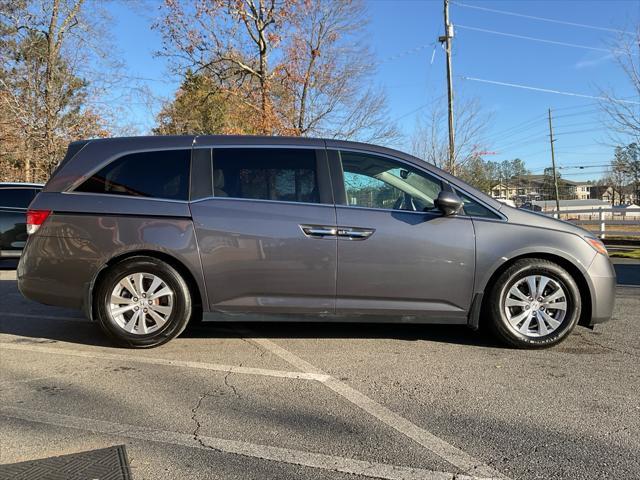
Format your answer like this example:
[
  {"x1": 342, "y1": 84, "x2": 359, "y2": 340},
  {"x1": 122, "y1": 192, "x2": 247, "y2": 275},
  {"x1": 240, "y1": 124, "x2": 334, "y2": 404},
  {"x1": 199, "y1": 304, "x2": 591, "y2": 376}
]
[
  {"x1": 475, "y1": 253, "x2": 592, "y2": 330},
  {"x1": 88, "y1": 249, "x2": 204, "y2": 323}
]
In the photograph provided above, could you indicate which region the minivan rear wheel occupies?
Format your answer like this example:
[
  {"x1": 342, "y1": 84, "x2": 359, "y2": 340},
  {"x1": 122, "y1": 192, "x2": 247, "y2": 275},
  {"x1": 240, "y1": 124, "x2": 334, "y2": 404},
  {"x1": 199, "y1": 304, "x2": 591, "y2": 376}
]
[
  {"x1": 487, "y1": 258, "x2": 581, "y2": 348},
  {"x1": 94, "y1": 256, "x2": 192, "y2": 348}
]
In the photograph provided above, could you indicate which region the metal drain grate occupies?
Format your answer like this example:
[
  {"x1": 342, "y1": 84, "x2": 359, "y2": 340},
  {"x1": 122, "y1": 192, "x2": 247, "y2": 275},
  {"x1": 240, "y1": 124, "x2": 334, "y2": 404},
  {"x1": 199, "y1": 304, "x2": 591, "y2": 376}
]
[{"x1": 0, "y1": 445, "x2": 133, "y2": 480}]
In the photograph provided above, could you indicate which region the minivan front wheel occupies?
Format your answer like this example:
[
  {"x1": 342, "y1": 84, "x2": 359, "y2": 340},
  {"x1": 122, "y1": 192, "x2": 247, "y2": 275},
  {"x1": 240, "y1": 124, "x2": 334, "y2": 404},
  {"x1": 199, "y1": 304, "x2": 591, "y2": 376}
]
[
  {"x1": 488, "y1": 258, "x2": 581, "y2": 348},
  {"x1": 94, "y1": 257, "x2": 192, "y2": 348}
]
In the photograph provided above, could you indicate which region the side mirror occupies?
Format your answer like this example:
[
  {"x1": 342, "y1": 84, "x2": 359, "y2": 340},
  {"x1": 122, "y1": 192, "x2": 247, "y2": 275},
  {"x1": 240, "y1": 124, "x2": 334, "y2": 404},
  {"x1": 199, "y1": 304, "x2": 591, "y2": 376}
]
[{"x1": 435, "y1": 191, "x2": 463, "y2": 216}]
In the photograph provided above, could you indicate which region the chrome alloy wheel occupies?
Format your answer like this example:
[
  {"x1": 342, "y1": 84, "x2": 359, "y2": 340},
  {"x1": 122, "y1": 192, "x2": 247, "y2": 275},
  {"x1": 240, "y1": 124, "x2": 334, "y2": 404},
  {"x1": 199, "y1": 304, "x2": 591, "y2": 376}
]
[
  {"x1": 109, "y1": 272, "x2": 174, "y2": 335},
  {"x1": 503, "y1": 275, "x2": 568, "y2": 337}
]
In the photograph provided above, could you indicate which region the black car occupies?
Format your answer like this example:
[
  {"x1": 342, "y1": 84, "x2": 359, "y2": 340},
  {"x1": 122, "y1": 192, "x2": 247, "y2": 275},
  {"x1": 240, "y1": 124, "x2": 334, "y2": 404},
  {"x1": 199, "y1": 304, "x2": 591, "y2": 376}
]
[{"x1": 0, "y1": 182, "x2": 43, "y2": 257}]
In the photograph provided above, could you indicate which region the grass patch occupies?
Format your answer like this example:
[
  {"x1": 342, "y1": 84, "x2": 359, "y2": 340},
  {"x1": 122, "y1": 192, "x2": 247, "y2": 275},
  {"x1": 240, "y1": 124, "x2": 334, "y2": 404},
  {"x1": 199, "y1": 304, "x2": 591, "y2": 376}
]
[{"x1": 609, "y1": 249, "x2": 640, "y2": 259}]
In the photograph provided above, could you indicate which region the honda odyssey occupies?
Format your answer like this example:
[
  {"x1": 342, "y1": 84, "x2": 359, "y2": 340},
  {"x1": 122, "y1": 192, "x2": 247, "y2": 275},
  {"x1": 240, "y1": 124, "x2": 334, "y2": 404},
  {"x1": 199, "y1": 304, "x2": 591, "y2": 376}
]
[{"x1": 17, "y1": 136, "x2": 616, "y2": 348}]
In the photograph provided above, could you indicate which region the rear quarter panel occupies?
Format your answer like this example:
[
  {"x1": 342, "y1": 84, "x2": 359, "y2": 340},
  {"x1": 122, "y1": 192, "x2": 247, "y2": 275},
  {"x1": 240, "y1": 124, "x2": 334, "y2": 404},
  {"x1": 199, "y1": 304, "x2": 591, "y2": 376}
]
[{"x1": 18, "y1": 193, "x2": 207, "y2": 313}]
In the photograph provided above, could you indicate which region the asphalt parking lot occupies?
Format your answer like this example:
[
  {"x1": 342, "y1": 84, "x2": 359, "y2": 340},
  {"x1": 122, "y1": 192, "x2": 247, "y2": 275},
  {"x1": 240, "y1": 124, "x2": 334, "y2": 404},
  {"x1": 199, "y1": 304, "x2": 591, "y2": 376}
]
[{"x1": 0, "y1": 262, "x2": 638, "y2": 480}]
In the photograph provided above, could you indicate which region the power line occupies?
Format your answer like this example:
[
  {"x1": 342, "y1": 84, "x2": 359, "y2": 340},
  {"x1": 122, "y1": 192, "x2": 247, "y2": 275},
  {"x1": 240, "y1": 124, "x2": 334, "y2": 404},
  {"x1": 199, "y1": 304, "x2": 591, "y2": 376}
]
[
  {"x1": 482, "y1": 114, "x2": 546, "y2": 142},
  {"x1": 554, "y1": 151, "x2": 608, "y2": 156},
  {"x1": 492, "y1": 131, "x2": 550, "y2": 152},
  {"x1": 451, "y1": 2, "x2": 634, "y2": 36},
  {"x1": 462, "y1": 77, "x2": 640, "y2": 105},
  {"x1": 549, "y1": 102, "x2": 601, "y2": 112},
  {"x1": 489, "y1": 127, "x2": 549, "y2": 148},
  {"x1": 552, "y1": 120, "x2": 604, "y2": 130},
  {"x1": 505, "y1": 147, "x2": 552, "y2": 157},
  {"x1": 492, "y1": 125, "x2": 609, "y2": 154},
  {"x1": 548, "y1": 142, "x2": 607, "y2": 149},
  {"x1": 482, "y1": 103, "x2": 605, "y2": 143},
  {"x1": 554, "y1": 127, "x2": 606, "y2": 136},
  {"x1": 456, "y1": 25, "x2": 612, "y2": 53},
  {"x1": 553, "y1": 109, "x2": 602, "y2": 119},
  {"x1": 391, "y1": 102, "x2": 431, "y2": 122},
  {"x1": 377, "y1": 42, "x2": 437, "y2": 65}
]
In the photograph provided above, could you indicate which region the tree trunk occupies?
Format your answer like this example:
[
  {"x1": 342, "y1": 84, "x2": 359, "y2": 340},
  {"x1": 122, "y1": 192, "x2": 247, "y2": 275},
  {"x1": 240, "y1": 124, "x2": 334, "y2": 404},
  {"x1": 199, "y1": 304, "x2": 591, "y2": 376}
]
[
  {"x1": 257, "y1": 0, "x2": 270, "y2": 134},
  {"x1": 43, "y1": 0, "x2": 61, "y2": 171},
  {"x1": 24, "y1": 154, "x2": 31, "y2": 183}
]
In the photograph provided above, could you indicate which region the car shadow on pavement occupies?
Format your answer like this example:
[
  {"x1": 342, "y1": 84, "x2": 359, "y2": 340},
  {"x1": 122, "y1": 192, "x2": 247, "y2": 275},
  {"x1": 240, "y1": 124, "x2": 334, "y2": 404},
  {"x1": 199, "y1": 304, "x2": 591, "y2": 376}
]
[
  {"x1": 0, "y1": 314, "x2": 116, "y2": 348},
  {"x1": 0, "y1": 314, "x2": 503, "y2": 349},
  {"x1": 184, "y1": 320, "x2": 503, "y2": 348},
  {"x1": 1, "y1": 275, "x2": 502, "y2": 349}
]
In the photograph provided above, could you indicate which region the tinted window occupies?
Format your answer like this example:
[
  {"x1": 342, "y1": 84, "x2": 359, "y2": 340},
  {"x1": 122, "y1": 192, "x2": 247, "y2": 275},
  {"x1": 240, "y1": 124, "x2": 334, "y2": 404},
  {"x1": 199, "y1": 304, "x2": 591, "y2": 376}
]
[
  {"x1": 76, "y1": 150, "x2": 190, "y2": 200},
  {"x1": 0, "y1": 188, "x2": 36, "y2": 208},
  {"x1": 340, "y1": 152, "x2": 442, "y2": 211},
  {"x1": 212, "y1": 148, "x2": 319, "y2": 204},
  {"x1": 457, "y1": 191, "x2": 500, "y2": 219}
]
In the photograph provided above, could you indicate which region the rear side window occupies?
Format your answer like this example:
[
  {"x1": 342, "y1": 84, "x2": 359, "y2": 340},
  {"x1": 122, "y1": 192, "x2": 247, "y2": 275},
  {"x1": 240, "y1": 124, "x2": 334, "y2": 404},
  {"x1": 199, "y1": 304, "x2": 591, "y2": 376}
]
[
  {"x1": 212, "y1": 148, "x2": 319, "y2": 204},
  {"x1": 0, "y1": 188, "x2": 36, "y2": 208},
  {"x1": 75, "y1": 150, "x2": 190, "y2": 200}
]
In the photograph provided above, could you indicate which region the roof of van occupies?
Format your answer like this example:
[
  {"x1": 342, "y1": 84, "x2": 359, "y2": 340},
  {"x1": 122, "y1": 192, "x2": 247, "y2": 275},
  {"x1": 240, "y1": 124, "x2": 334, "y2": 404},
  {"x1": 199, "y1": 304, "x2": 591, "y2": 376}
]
[{"x1": 45, "y1": 135, "x2": 503, "y2": 212}]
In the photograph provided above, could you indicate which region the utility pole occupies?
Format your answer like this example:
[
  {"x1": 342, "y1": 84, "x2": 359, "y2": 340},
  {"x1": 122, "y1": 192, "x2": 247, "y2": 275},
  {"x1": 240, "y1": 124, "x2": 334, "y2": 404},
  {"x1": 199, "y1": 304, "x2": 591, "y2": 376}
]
[
  {"x1": 547, "y1": 108, "x2": 561, "y2": 216},
  {"x1": 440, "y1": 0, "x2": 455, "y2": 175}
]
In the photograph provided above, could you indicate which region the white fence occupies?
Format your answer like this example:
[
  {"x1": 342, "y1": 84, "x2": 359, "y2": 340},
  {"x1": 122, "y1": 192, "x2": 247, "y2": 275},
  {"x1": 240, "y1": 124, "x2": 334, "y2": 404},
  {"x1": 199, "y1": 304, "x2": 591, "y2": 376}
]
[{"x1": 543, "y1": 207, "x2": 640, "y2": 239}]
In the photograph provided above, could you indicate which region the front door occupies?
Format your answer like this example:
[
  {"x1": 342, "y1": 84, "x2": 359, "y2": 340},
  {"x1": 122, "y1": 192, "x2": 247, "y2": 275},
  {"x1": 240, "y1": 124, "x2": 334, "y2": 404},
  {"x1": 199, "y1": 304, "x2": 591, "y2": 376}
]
[
  {"x1": 332, "y1": 150, "x2": 476, "y2": 322},
  {"x1": 190, "y1": 147, "x2": 337, "y2": 314}
]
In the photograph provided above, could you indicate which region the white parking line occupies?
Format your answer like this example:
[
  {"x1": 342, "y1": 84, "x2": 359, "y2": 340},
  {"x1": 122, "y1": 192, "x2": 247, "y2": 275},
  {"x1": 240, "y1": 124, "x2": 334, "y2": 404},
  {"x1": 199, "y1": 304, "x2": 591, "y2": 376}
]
[
  {"x1": 249, "y1": 338, "x2": 508, "y2": 480},
  {"x1": 0, "y1": 343, "x2": 329, "y2": 382},
  {"x1": 0, "y1": 320, "x2": 506, "y2": 478},
  {"x1": 0, "y1": 271, "x2": 17, "y2": 280},
  {"x1": 0, "y1": 406, "x2": 488, "y2": 480}
]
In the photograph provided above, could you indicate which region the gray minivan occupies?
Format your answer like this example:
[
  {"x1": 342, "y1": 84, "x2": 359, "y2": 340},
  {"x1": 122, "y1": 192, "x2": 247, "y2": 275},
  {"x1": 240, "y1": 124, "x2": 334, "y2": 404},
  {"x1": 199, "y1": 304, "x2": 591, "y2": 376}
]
[{"x1": 17, "y1": 136, "x2": 616, "y2": 348}]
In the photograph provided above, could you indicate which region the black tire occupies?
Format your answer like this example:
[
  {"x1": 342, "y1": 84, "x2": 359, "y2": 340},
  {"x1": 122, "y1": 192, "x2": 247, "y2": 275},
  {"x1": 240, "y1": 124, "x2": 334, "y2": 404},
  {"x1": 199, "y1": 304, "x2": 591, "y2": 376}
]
[
  {"x1": 185, "y1": 304, "x2": 204, "y2": 330},
  {"x1": 94, "y1": 256, "x2": 192, "y2": 348},
  {"x1": 487, "y1": 258, "x2": 581, "y2": 349}
]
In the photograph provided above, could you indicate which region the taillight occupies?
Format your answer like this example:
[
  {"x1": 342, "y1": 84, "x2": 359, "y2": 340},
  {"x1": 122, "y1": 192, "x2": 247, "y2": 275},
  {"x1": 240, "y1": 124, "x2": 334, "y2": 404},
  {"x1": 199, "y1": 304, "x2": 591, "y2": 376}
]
[{"x1": 26, "y1": 209, "x2": 51, "y2": 234}]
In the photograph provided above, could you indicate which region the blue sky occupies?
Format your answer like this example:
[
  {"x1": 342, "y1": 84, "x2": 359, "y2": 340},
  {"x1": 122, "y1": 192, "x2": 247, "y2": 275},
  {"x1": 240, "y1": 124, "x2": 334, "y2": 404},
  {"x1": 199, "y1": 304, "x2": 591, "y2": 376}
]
[{"x1": 105, "y1": 0, "x2": 639, "y2": 181}]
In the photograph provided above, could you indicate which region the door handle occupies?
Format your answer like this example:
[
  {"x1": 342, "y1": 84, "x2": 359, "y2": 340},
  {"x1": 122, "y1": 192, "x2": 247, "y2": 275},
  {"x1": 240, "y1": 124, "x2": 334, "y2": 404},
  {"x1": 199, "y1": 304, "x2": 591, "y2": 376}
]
[
  {"x1": 300, "y1": 225, "x2": 338, "y2": 238},
  {"x1": 336, "y1": 227, "x2": 375, "y2": 240}
]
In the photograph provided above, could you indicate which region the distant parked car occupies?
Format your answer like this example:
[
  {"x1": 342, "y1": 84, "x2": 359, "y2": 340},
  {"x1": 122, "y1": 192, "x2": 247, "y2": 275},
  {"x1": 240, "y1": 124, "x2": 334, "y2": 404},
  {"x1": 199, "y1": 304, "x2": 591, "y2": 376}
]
[
  {"x1": 18, "y1": 136, "x2": 615, "y2": 349},
  {"x1": 495, "y1": 198, "x2": 516, "y2": 208},
  {"x1": 0, "y1": 183, "x2": 43, "y2": 257},
  {"x1": 520, "y1": 202, "x2": 542, "y2": 212}
]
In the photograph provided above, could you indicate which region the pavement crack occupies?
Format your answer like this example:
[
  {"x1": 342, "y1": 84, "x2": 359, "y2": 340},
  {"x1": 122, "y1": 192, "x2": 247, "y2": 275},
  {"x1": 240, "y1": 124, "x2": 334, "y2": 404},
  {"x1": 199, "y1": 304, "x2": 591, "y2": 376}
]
[
  {"x1": 240, "y1": 336, "x2": 267, "y2": 359},
  {"x1": 224, "y1": 362, "x2": 242, "y2": 399},
  {"x1": 191, "y1": 392, "x2": 215, "y2": 450},
  {"x1": 576, "y1": 331, "x2": 638, "y2": 358}
]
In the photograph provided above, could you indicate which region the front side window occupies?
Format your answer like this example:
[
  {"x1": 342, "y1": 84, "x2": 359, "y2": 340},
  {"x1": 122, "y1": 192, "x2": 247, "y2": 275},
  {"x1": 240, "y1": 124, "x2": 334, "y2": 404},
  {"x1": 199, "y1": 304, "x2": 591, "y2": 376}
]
[
  {"x1": 0, "y1": 188, "x2": 36, "y2": 209},
  {"x1": 456, "y1": 191, "x2": 500, "y2": 219},
  {"x1": 340, "y1": 151, "x2": 442, "y2": 212},
  {"x1": 212, "y1": 148, "x2": 319, "y2": 204},
  {"x1": 75, "y1": 150, "x2": 190, "y2": 200}
]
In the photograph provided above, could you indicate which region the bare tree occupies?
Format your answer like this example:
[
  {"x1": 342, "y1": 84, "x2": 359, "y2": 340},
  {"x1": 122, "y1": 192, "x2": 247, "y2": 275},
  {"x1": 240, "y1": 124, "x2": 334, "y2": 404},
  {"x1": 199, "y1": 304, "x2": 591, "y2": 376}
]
[
  {"x1": 156, "y1": 0, "x2": 398, "y2": 142},
  {"x1": 599, "y1": 26, "x2": 640, "y2": 143},
  {"x1": 280, "y1": 0, "x2": 398, "y2": 143},
  {"x1": 157, "y1": 0, "x2": 295, "y2": 134},
  {"x1": 411, "y1": 97, "x2": 490, "y2": 173}
]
